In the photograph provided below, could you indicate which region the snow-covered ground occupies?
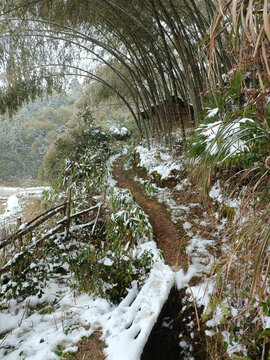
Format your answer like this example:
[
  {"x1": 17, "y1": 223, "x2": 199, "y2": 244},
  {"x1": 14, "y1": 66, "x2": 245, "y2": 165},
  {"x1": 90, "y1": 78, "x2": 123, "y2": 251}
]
[
  {"x1": 132, "y1": 141, "x2": 269, "y2": 359},
  {"x1": 0, "y1": 164, "x2": 177, "y2": 360},
  {"x1": 136, "y1": 143, "x2": 184, "y2": 180},
  {"x1": 1, "y1": 143, "x2": 268, "y2": 360},
  {"x1": 0, "y1": 186, "x2": 49, "y2": 225},
  {"x1": 0, "y1": 255, "x2": 174, "y2": 360}
]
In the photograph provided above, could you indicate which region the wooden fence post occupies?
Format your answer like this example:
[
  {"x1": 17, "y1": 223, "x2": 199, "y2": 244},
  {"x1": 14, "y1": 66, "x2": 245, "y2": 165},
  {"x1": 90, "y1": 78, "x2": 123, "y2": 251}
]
[
  {"x1": 17, "y1": 217, "x2": 23, "y2": 251},
  {"x1": 65, "y1": 187, "x2": 72, "y2": 239}
]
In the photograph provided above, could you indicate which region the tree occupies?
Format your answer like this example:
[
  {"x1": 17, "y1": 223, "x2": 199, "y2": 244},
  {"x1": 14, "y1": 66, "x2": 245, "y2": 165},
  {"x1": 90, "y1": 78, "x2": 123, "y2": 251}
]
[{"x1": 0, "y1": 0, "x2": 230, "y2": 141}]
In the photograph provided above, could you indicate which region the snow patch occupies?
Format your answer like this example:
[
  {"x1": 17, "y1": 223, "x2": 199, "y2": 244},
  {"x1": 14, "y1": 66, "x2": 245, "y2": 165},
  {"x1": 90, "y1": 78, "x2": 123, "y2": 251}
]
[{"x1": 136, "y1": 145, "x2": 184, "y2": 180}]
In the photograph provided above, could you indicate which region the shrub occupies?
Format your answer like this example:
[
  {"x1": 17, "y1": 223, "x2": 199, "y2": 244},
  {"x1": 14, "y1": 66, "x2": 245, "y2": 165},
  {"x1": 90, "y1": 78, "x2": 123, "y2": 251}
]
[{"x1": 68, "y1": 244, "x2": 153, "y2": 305}]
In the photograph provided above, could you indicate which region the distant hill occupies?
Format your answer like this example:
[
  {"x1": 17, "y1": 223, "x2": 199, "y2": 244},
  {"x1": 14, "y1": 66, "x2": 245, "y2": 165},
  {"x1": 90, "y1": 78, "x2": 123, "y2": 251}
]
[{"x1": 0, "y1": 87, "x2": 80, "y2": 185}]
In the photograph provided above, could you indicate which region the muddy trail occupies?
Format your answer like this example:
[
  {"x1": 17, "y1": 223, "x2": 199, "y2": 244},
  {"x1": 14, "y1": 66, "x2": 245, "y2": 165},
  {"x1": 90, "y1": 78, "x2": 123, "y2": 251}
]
[
  {"x1": 74, "y1": 157, "x2": 208, "y2": 360},
  {"x1": 113, "y1": 157, "x2": 188, "y2": 268},
  {"x1": 112, "y1": 158, "x2": 207, "y2": 360}
]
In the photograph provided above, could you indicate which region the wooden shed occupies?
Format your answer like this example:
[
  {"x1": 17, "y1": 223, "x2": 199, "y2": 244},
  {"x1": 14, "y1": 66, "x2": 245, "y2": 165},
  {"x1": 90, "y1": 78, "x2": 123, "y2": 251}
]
[{"x1": 140, "y1": 95, "x2": 194, "y2": 131}]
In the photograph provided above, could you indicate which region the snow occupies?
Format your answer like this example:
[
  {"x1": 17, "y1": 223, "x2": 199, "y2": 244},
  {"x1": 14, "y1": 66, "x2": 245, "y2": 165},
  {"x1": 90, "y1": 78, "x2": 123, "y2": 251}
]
[
  {"x1": 222, "y1": 331, "x2": 247, "y2": 357},
  {"x1": 5, "y1": 195, "x2": 21, "y2": 215},
  {"x1": 0, "y1": 186, "x2": 48, "y2": 225},
  {"x1": 206, "y1": 305, "x2": 225, "y2": 327},
  {"x1": 197, "y1": 118, "x2": 255, "y2": 156},
  {"x1": 0, "y1": 310, "x2": 25, "y2": 334},
  {"x1": 0, "y1": 194, "x2": 22, "y2": 226},
  {"x1": 183, "y1": 221, "x2": 192, "y2": 230},
  {"x1": 110, "y1": 126, "x2": 130, "y2": 139},
  {"x1": 0, "y1": 260, "x2": 174, "y2": 360},
  {"x1": 209, "y1": 180, "x2": 241, "y2": 210},
  {"x1": 186, "y1": 236, "x2": 215, "y2": 257},
  {"x1": 263, "y1": 316, "x2": 270, "y2": 329},
  {"x1": 150, "y1": 185, "x2": 189, "y2": 223},
  {"x1": 205, "y1": 108, "x2": 219, "y2": 118},
  {"x1": 0, "y1": 279, "x2": 109, "y2": 360},
  {"x1": 103, "y1": 257, "x2": 114, "y2": 266},
  {"x1": 18, "y1": 223, "x2": 27, "y2": 230},
  {"x1": 175, "y1": 183, "x2": 184, "y2": 191},
  {"x1": 136, "y1": 145, "x2": 184, "y2": 180},
  {"x1": 209, "y1": 182, "x2": 223, "y2": 203},
  {"x1": 103, "y1": 261, "x2": 174, "y2": 360}
]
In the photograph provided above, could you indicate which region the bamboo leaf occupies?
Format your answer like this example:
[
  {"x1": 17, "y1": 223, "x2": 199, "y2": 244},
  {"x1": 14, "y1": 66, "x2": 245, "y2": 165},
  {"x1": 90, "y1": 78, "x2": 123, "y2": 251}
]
[
  {"x1": 258, "y1": 72, "x2": 265, "y2": 90},
  {"x1": 231, "y1": 0, "x2": 238, "y2": 31},
  {"x1": 250, "y1": 227, "x2": 270, "y2": 299},
  {"x1": 261, "y1": 43, "x2": 270, "y2": 77},
  {"x1": 263, "y1": 0, "x2": 270, "y2": 43},
  {"x1": 247, "y1": 0, "x2": 257, "y2": 42},
  {"x1": 240, "y1": 1, "x2": 251, "y2": 43},
  {"x1": 208, "y1": 13, "x2": 224, "y2": 77},
  {"x1": 253, "y1": 26, "x2": 264, "y2": 57},
  {"x1": 218, "y1": 0, "x2": 225, "y2": 16}
]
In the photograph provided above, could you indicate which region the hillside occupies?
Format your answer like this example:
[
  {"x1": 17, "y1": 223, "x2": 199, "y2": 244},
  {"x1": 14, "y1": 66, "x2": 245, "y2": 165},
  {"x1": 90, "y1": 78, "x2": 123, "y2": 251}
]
[
  {"x1": 0, "y1": 89, "x2": 79, "y2": 186},
  {"x1": 0, "y1": 0, "x2": 269, "y2": 359},
  {"x1": 0, "y1": 129, "x2": 269, "y2": 359}
]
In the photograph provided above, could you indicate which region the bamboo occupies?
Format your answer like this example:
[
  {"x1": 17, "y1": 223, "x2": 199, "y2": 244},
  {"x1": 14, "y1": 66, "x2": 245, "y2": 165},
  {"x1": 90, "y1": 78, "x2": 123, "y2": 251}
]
[{"x1": 65, "y1": 187, "x2": 72, "y2": 239}]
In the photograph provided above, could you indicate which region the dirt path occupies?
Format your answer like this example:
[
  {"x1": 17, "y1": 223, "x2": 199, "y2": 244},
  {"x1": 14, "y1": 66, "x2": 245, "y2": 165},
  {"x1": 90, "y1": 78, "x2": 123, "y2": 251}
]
[
  {"x1": 75, "y1": 157, "x2": 202, "y2": 360},
  {"x1": 113, "y1": 158, "x2": 188, "y2": 267}
]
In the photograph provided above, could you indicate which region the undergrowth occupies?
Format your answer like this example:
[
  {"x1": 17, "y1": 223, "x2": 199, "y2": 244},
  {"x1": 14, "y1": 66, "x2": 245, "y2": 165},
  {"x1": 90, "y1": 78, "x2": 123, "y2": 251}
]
[
  {"x1": 0, "y1": 117, "x2": 155, "y2": 308},
  {"x1": 186, "y1": 90, "x2": 270, "y2": 358}
]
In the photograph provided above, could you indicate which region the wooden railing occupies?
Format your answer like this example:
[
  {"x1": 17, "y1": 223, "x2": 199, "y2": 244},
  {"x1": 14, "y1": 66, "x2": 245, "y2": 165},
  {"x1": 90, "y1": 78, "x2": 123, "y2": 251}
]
[
  {"x1": 0, "y1": 203, "x2": 67, "y2": 251},
  {"x1": 0, "y1": 202, "x2": 102, "y2": 276}
]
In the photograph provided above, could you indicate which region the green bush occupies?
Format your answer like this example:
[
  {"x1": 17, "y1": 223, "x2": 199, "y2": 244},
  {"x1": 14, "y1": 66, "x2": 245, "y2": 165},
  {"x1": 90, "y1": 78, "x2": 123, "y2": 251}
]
[
  {"x1": 68, "y1": 244, "x2": 153, "y2": 305},
  {"x1": 187, "y1": 117, "x2": 269, "y2": 172},
  {"x1": 107, "y1": 188, "x2": 153, "y2": 246}
]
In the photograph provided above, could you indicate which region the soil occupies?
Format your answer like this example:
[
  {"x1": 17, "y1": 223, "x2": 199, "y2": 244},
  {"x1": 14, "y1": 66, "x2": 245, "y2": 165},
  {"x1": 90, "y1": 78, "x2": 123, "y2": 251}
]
[{"x1": 112, "y1": 157, "x2": 188, "y2": 268}]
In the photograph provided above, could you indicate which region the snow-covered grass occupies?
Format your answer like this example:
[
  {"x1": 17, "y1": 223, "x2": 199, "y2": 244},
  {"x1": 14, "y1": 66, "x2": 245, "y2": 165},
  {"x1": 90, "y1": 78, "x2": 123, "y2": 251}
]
[
  {"x1": 209, "y1": 180, "x2": 241, "y2": 211},
  {"x1": 0, "y1": 245, "x2": 173, "y2": 360},
  {"x1": 0, "y1": 153, "x2": 175, "y2": 360}
]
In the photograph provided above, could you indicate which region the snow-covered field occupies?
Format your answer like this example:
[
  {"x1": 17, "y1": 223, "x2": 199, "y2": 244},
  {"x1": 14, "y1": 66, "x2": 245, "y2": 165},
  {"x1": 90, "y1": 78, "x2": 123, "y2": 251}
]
[{"x1": 0, "y1": 186, "x2": 48, "y2": 226}]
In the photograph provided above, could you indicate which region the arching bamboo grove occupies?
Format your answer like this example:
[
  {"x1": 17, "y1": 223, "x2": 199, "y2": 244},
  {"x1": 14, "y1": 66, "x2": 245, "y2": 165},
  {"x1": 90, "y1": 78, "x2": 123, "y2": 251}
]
[{"x1": 0, "y1": 0, "x2": 231, "y2": 142}]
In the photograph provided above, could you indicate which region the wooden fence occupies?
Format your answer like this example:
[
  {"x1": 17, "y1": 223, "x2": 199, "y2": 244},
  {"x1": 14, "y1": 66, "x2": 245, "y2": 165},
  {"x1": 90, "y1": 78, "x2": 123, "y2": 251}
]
[{"x1": 0, "y1": 201, "x2": 102, "y2": 276}]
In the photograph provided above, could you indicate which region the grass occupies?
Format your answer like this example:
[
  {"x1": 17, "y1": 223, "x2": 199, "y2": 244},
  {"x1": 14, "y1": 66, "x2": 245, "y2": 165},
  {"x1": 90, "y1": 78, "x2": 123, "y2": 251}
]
[
  {"x1": 0, "y1": 199, "x2": 6, "y2": 215},
  {"x1": 132, "y1": 136, "x2": 269, "y2": 358}
]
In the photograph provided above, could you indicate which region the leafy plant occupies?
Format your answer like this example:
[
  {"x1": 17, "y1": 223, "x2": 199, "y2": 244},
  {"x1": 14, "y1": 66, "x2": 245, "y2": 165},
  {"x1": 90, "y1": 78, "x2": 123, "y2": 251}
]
[
  {"x1": 225, "y1": 296, "x2": 270, "y2": 360},
  {"x1": 68, "y1": 244, "x2": 153, "y2": 305},
  {"x1": 55, "y1": 344, "x2": 75, "y2": 359},
  {"x1": 0, "y1": 234, "x2": 71, "y2": 302},
  {"x1": 43, "y1": 122, "x2": 112, "y2": 210},
  {"x1": 107, "y1": 187, "x2": 153, "y2": 246},
  {"x1": 44, "y1": 108, "x2": 111, "y2": 183},
  {"x1": 141, "y1": 180, "x2": 157, "y2": 196}
]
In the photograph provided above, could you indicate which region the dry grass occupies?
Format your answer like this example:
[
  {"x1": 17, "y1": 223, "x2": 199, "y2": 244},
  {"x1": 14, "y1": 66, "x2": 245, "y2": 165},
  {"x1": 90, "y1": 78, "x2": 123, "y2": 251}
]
[
  {"x1": 0, "y1": 199, "x2": 6, "y2": 215},
  {"x1": 20, "y1": 197, "x2": 43, "y2": 223},
  {"x1": 180, "y1": 161, "x2": 270, "y2": 357},
  {"x1": 73, "y1": 331, "x2": 107, "y2": 360},
  {"x1": 0, "y1": 195, "x2": 55, "y2": 269}
]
